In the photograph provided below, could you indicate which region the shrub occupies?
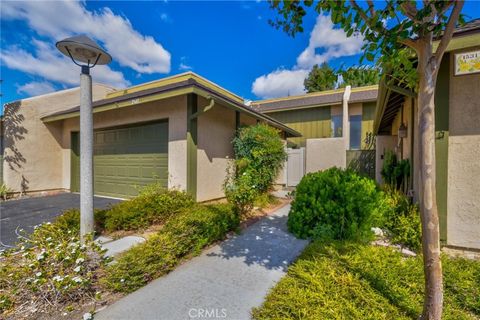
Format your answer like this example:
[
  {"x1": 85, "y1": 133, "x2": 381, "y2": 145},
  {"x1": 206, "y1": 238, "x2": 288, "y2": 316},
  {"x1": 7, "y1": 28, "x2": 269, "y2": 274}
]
[
  {"x1": 0, "y1": 183, "x2": 11, "y2": 200},
  {"x1": 381, "y1": 151, "x2": 410, "y2": 192},
  {"x1": 104, "y1": 204, "x2": 239, "y2": 293},
  {"x1": 224, "y1": 124, "x2": 286, "y2": 214},
  {"x1": 0, "y1": 222, "x2": 107, "y2": 317},
  {"x1": 380, "y1": 187, "x2": 422, "y2": 251},
  {"x1": 253, "y1": 241, "x2": 480, "y2": 320},
  {"x1": 288, "y1": 168, "x2": 386, "y2": 241},
  {"x1": 103, "y1": 188, "x2": 195, "y2": 232},
  {"x1": 54, "y1": 208, "x2": 108, "y2": 233}
]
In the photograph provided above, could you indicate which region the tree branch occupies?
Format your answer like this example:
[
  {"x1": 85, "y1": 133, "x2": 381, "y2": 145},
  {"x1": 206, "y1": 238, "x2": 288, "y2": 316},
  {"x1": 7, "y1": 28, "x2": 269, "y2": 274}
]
[
  {"x1": 401, "y1": 1, "x2": 419, "y2": 22},
  {"x1": 399, "y1": 38, "x2": 419, "y2": 51},
  {"x1": 434, "y1": 0, "x2": 464, "y2": 66},
  {"x1": 349, "y1": 0, "x2": 387, "y2": 34},
  {"x1": 366, "y1": 0, "x2": 375, "y2": 17}
]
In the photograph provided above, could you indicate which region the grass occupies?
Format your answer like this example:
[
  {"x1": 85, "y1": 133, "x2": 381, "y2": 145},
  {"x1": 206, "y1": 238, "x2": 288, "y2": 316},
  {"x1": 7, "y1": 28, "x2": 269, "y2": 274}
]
[{"x1": 252, "y1": 241, "x2": 480, "y2": 320}]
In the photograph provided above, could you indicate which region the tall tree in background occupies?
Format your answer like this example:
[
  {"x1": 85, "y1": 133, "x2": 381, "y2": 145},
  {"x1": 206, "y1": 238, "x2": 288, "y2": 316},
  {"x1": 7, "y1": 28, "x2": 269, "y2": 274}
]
[
  {"x1": 304, "y1": 62, "x2": 337, "y2": 92},
  {"x1": 338, "y1": 66, "x2": 380, "y2": 88},
  {"x1": 269, "y1": 1, "x2": 464, "y2": 319}
]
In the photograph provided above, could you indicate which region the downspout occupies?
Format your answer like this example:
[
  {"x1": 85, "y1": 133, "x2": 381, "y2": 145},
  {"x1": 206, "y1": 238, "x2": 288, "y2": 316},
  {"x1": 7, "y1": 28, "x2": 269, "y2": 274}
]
[
  {"x1": 189, "y1": 95, "x2": 215, "y2": 120},
  {"x1": 342, "y1": 85, "x2": 351, "y2": 151}
]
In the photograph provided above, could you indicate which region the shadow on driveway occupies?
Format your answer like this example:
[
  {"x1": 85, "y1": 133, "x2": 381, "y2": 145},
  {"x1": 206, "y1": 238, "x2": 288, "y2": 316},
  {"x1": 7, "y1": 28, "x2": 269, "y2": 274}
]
[{"x1": 0, "y1": 193, "x2": 120, "y2": 248}]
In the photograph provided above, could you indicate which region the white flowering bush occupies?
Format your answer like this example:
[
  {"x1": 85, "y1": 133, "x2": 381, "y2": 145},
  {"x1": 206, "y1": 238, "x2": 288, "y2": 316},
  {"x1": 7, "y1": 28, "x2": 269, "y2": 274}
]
[{"x1": 0, "y1": 221, "x2": 108, "y2": 317}]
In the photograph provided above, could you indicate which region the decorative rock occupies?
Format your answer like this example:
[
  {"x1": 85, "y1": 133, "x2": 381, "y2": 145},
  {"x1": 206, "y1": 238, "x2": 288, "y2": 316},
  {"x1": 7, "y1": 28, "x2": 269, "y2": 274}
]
[{"x1": 371, "y1": 227, "x2": 384, "y2": 237}]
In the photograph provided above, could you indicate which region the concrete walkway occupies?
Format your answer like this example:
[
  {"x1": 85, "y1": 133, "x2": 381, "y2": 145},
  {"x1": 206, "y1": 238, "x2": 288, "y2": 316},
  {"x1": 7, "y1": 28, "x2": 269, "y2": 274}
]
[{"x1": 95, "y1": 204, "x2": 308, "y2": 320}]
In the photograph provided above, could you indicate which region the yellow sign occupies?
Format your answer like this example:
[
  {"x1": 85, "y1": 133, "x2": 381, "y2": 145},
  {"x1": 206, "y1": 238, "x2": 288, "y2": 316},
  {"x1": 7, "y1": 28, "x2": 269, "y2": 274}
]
[{"x1": 455, "y1": 50, "x2": 480, "y2": 75}]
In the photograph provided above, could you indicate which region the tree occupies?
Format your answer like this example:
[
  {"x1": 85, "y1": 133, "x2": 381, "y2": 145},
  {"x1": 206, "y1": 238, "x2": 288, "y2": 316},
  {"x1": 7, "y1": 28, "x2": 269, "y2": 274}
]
[
  {"x1": 268, "y1": 1, "x2": 465, "y2": 319},
  {"x1": 338, "y1": 66, "x2": 380, "y2": 88},
  {"x1": 304, "y1": 62, "x2": 337, "y2": 92}
]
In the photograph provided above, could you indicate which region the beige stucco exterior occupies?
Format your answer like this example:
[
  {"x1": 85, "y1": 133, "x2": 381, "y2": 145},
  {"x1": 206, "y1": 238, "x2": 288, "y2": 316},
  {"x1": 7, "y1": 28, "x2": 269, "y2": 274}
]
[
  {"x1": 2, "y1": 84, "x2": 115, "y2": 194},
  {"x1": 305, "y1": 138, "x2": 346, "y2": 173},
  {"x1": 375, "y1": 135, "x2": 398, "y2": 184},
  {"x1": 446, "y1": 49, "x2": 480, "y2": 250},
  {"x1": 196, "y1": 99, "x2": 236, "y2": 202},
  {"x1": 2, "y1": 74, "x2": 293, "y2": 202}
]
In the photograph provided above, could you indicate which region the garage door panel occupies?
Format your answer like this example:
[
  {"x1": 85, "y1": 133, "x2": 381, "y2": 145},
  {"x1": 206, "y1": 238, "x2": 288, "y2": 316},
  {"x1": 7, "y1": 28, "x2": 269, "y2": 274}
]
[{"x1": 71, "y1": 121, "x2": 168, "y2": 198}]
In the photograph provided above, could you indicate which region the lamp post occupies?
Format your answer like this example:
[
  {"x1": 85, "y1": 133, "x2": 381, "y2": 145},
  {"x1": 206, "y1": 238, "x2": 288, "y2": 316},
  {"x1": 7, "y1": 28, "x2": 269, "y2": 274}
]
[{"x1": 56, "y1": 35, "x2": 112, "y2": 242}]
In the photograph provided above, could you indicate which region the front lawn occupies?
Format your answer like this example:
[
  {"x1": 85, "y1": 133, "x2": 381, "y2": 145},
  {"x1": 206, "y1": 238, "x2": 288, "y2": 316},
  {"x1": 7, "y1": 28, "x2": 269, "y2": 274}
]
[{"x1": 252, "y1": 241, "x2": 480, "y2": 320}]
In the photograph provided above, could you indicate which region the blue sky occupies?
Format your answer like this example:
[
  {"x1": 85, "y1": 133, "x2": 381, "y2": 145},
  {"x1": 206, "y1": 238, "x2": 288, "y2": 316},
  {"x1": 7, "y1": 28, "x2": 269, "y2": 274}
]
[{"x1": 1, "y1": 1, "x2": 479, "y2": 107}]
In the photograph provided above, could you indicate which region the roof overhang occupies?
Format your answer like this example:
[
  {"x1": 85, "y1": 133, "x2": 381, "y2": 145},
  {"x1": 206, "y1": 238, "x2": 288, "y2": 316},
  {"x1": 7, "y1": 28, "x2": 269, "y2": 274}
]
[
  {"x1": 373, "y1": 77, "x2": 416, "y2": 135},
  {"x1": 41, "y1": 75, "x2": 301, "y2": 138}
]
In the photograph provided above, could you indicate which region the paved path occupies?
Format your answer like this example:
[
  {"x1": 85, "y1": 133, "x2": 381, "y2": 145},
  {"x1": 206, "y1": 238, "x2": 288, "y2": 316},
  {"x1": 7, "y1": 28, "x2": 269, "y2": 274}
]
[
  {"x1": 0, "y1": 193, "x2": 120, "y2": 247},
  {"x1": 95, "y1": 204, "x2": 308, "y2": 320}
]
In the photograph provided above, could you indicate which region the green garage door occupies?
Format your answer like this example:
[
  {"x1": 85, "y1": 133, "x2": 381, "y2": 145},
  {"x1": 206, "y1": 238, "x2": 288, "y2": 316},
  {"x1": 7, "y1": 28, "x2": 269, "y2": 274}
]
[{"x1": 71, "y1": 121, "x2": 168, "y2": 199}]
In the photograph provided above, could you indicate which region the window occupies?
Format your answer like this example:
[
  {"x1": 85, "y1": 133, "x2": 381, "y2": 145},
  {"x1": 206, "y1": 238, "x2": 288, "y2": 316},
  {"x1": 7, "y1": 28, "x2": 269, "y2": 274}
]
[
  {"x1": 349, "y1": 115, "x2": 362, "y2": 150},
  {"x1": 331, "y1": 115, "x2": 343, "y2": 137}
]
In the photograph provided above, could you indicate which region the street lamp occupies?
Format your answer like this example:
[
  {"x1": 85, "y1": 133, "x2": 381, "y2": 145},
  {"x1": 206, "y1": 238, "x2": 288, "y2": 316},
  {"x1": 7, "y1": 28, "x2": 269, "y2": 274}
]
[{"x1": 56, "y1": 35, "x2": 112, "y2": 242}]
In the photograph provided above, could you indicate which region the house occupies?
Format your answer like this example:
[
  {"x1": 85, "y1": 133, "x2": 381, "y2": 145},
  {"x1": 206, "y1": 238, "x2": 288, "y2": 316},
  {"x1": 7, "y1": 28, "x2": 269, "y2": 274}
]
[
  {"x1": 373, "y1": 19, "x2": 480, "y2": 253},
  {"x1": 1, "y1": 72, "x2": 299, "y2": 202},
  {"x1": 252, "y1": 85, "x2": 378, "y2": 182}
]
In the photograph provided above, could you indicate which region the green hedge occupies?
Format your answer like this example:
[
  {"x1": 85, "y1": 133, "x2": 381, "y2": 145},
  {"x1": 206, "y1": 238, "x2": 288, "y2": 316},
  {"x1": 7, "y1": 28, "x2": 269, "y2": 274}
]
[
  {"x1": 103, "y1": 203, "x2": 239, "y2": 293},
  {"x1": 253, "y1": 241, "x2": 480, "y2": 320},
  {"x1": 54, "y1": 189, "x2": 195, "y2": 233},
  {"x1": 103, "y1": 189, "x2": 195, "y2": 232},
  {"x1": 288, "y1": 168, "x2": 386, "y2": 241}
]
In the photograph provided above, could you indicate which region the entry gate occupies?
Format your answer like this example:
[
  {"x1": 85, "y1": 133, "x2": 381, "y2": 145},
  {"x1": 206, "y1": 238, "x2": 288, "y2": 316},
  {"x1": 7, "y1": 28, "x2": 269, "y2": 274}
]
[{"x1": 286, "y1": 147, "x2": 305, "y2": 187}]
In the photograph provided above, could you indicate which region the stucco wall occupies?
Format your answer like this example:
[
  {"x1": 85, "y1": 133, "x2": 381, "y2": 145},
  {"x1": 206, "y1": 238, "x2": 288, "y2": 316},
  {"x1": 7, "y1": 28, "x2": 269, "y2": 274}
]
[
  {"x1": 62, "y1": 95, "x2": 188, "y2": 192},
  {"x1": 305, "y1": 138, "x2": 345, "y2": 173},
  {"x1": 375, "y1": 135, "x2": 398, "y2": 184},
  {"x1": 196, "y1": 100, "x2": 237, "y2": 202},
  {"x1": 2, "y1": 84, "x2": 115, "y2": 194},
  {"x1": 447, "y1": 51, "x2": 480, "y2": 249}
]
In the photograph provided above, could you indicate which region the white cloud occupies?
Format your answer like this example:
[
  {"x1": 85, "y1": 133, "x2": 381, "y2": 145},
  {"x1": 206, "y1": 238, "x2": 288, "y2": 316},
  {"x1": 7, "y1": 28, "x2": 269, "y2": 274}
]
[
  {"x1": 178, "y1": 56, "x2": 192, "y2": 71},
  {"x1": 159, "y1": 12, "x2": 172, "y2": 23},
  {"x1": 296, "y1": 15, "x2": 363, "y2": 69},
  {"x1": 252, "y1": 69, "x2": 309, "y2": 99},
  {"x1": 1, "y1": 1, "x2": 171, "y2": 74},
  {"x1": 16, "y1": 81, "x2": 56, "y2": 97},
  {"x1": 252, "y1": 15, "x2": 364, "y2": 99},
  {"x1": 1, "y1": 40, "x2": 130, "y2": 88}
]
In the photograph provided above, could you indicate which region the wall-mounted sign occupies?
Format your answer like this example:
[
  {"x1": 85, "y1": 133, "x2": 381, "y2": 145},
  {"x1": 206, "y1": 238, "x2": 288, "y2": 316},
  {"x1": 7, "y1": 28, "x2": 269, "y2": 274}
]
[{"x1": 454, "y1": 50, "x2": 480, "y2": 76}]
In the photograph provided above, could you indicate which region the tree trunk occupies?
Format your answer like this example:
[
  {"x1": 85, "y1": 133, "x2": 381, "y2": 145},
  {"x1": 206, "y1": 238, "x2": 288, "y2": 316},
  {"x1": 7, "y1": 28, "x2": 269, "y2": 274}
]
[{"x1": 417, "y1": 41, "x2": 443, "y2": 320}]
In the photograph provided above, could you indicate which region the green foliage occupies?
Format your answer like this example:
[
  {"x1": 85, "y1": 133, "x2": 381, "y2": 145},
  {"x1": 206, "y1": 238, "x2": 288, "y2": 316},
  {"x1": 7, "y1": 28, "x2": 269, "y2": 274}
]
[
  {"x1": 381, "y1": 151, "x2": 410, "y2": 192},
  {"x1": 0, "y1": 222, "x2": 107, "y2": 317},
  {"x1": 104, "y1": 204, "x2": 239, "y2": 293},
  {"x1": 381, "y1": 187, "x2": 422, "y2": 252},
  {"x1": 51, "y1": 185, "x2": 194, "y2": 233},
  {"x1": 53, "y1": 208, "x2": 108, "y2": 233},
  {"x1": 288, "y1": 168, "x2": 386, "y2": 241},
  {"x1": 253, "y1": 241, "x2": 480, "y2": 320},
  {"x1": 338, "y1": 66, "x2": 380, "y2": 88},
  {"x1": 103, "y1": 188, "x2": 195, "y2": 232},
  {"x1": 0, "y1": 183, "x2": 11, "y2": 200},
  {"x1": 225, "y1": 124, "x2": 286, "y2": 215},
  {"x1": 303, "y1": 62, "x2": 337, "y2": 92}
]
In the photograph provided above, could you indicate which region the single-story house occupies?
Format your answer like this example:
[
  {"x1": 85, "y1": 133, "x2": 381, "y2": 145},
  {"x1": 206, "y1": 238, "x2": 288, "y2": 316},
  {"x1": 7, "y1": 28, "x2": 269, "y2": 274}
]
[
  {"x1": 374, "y1": 19, "x2": 480, "y2": 253},
  {"x1": 252, "y1": 85, "x2": 378, "y2": 180},
  {"x1": 1, "y1": 72, "x2": 299, "y2": 202}
]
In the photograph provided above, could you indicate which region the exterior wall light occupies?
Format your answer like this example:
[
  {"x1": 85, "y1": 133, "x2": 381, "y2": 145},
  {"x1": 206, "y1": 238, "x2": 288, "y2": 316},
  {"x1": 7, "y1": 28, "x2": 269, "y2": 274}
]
[{"x1": 56, "y1": 35, "x2": 112, "y2": 242}]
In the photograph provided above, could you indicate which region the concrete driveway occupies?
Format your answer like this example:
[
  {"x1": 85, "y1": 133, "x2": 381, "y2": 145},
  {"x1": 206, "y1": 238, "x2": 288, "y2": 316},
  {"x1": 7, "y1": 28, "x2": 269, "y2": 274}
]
[{"x1": 0, "y1": 193, "x2": 120, "y2": 248}]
